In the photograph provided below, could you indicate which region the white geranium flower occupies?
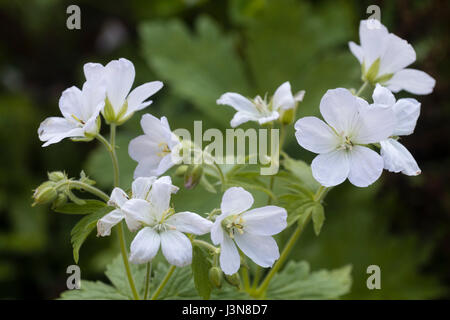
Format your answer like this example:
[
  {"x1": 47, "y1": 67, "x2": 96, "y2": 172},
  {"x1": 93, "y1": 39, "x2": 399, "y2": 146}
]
[
  {"x1": 295, "y1": 88, "x2": 396, "y2": 187},
  {"x1": 122, "y1": 181, "x2": 212, "y2": 266},
  {"x1": 38, "y1": 81, "x2": 105, "y2": 147},
  {"x1": 217, "y1": 81, "x2": 304, "y2": 127},
  {"x1": 83, "y1": 58, "x2": 163, "y2": 124},
  {"x1": 211, "y1": 187, "x2": 287, "y2": 275},
  {"x1": 97, "y1": 176, "x2": 178, "y2": 237},
  {"x1": 372, "y1": 84, "x2": 421, "y2": 176},
  {"x1": 128, "y1": 113, "x2": 181, "y2": 178},
  {"x1": 349, "y1": 20, "x2": 435, "y2": 95}
]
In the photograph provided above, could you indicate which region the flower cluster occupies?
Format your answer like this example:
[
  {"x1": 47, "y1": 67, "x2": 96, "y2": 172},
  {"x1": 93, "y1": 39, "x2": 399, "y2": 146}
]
[{"x1": 34, "y1": 18, "x2": 434, "y2": 298}]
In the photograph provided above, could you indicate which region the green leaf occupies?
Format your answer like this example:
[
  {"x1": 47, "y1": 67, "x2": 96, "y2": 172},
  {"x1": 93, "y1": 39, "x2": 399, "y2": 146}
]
[
  {"x1": 311, "y1": 204, "x2": 325, "y2": 236},
  {"x1": 192, "y1": 245, "x2": 212, "y2": 300},
  {"x1": 139, "y1": 16, "x2": 250, "y2": 126},
  {"x1": 200, "y1": 175, "x2": 217, "y2": 194},
  {"x1": 70, "y1": 206, "x2": 114, "y2": 263},
  {"x1": 282, "y1": 155, "x2": 320, "y2": 193},
  {"x1": 59, "y1": 280, "x2": 129, "y2": 300},
  {"x1": 53, "y1": 199, "x2": 106, "y2": 215},
  {"x1": 266, "y1": 260, "x2": 352, "y2": 299},
  {"x1": 150, "y1": 263, "x2": 198, "y2": 300}
]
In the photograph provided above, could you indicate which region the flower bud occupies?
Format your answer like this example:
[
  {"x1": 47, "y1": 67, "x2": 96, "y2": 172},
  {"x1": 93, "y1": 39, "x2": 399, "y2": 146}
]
[
  {"x1": 48, "y1": 171, "x2": 66, "y2": 182},
  {"x1": 52, "y1": 193, "x2": 68, "y2": 209},
  {"x1": 208, "y1": 267, "x2": 223, "y2": 289},
  {"x1": 32, "y1": 181, "x2": 57, "y2": 206},
  {"x1": 175, "y1": 165, "x2": 188, "y2": 177},
  {"x1": 184, "y1": 165, "x2": 203, "y2": 190},
  {"x1": 224, "y1": 273, "x2": 241, "y2": 288}
]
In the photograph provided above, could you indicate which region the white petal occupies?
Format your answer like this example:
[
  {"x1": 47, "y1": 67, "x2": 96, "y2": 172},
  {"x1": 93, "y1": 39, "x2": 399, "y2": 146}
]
[
  {"x1": 166, "y1": 211, "x2": 213, "y2": 235},
  {"x1": 131, "y1": 177, "x2": 156, "y2": 200},
  {"x1": 319, "y1": 88, "x2": 362, "y2": 135},
  {"x1": 83, "y1": 62, "x2": 105, "y2": 84},
  {"x1": 58, "y1": 86, "x2": 84, "y2": 120},
  {"x1": 155, "y1": 154, "x2": 176, "y2": 176},
  {"x1": 127, "y1": 81, "x2": 163, "y2": 112},
  {"x1": 311, "y1": 150, "x2": 350, "y2": 187},
  {"x1": 380, "y1": 139, "x2": 421, "y2": 176},
  {"x1": 392, "y1": 98, "x2": 421, "y2": 136},
  {"x1": 121, "y1": 199, "x2": 154, "y2": 229},
  {"x1": 217, "y1": 92, "x2": 256, "y2": 113},
  {"x1": 353, "y1": 104, "x2": 396, "y2": 144},
  {"x1": 241, "y1": 206, "x2": 287, "y2": 236},
  {"x1": 348, "y1": 41, "x2": 363, "y2": 63},
  {"x1": 160, "y1": 230, "x2": 192, "y2": 267},
  {"x1": 372, "y1": 84, "x2": 396, "y2": 106},
  {"x1": 348, "y1": 146, "x2": 384, "y2": 187},
  {"x1": 210, "y1": 216, "x2": 225, "y2": 245},
  {"x1": 256, "y1": 111, "x2": 280, "y2": 125},
  {"x1": 147, "y1": 177, "x2": 175, "y2": 220},
  {"x1": 379, "y1": 33, "x2": 416, "y2": 75},
  {"x1": 140, "y1": 113, "x2": 173, "y2": 142},
  {"x1": 129, "y1": 227, "x2": 160, "y2": 264},
  {"x1": 359, "y1": 19, "x2": 389, "y2": 68},
  {"x1": 96, "y1": 209, "x2": 124, "y2": 237},
  {"x1": 219, "y1": 234, "x2": 240, "y2": 275},
  {"x1": 272, "y1": 81, "x2": 295, "y2": 110},
  {"x1": 128, "y1": 135, "x2": 163, "y2": 162},
  {"x1": 386, "y1": 69, "x2": 436, "y2": 95},
  {"x1": 38, "y1": 117, "x2": 83, "y2": 147},
  {"x1": 133, "y1": 158, "x2": 163, "y2": 179},
  {"x1": 294, "y1": 117, "x2": 339, "y2": 154},
  {"x1": 234, "y1": 233, "x2": 279, "y2": 268},
  {"x1": 221, "y1": 187, "x2": 254, "y2": 215},
  {"x1": 108, "y1": 187, "x2": 129, "y2": 208},
  {"x1": 104, "y1": 58, "x2": 135, "y2": 111}
]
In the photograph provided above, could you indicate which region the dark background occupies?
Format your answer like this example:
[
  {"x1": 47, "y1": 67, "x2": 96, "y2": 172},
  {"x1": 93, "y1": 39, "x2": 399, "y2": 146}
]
[{"x1": 0, "y1": 0, "x2": 448, "y2": 299}]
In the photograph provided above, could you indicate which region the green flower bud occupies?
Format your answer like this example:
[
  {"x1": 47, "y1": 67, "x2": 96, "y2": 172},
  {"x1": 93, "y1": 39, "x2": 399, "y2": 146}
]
[
  {"x1": 175, "y1": 165, "x2": 188, "y2": 177},
  {"x1": 48, "y1": 171, "x2": 66, "y2": 182},
  {"x1": 32, "y1": 181, "x2": 57, "y2": 206},
  {"x1": 224, "y1": 273, "x2": 241, "y2": 288},
  {"x1": 209, "y1": 267, "x2": 223, "y2": 289},
  {"x1": 184, "y1": 165, "x2": 203, "y2": 190},
  {"x1": 52, "y1": 193, "x2": 68, "y2": 209}
]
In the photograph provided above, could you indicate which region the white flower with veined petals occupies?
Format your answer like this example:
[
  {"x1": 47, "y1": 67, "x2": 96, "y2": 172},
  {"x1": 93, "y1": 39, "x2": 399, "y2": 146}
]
[
  {"x1": 129, "y1": 113, "x2": 181, "y2": 178},
  {"x1": 349, "y1": 20, "x2": 435, "y2": 95},
  {"x1": 38, "y1": 81, "x2": 105, "y2": 147},
  {"x1": 295, "y1": 88, "x2": 396, "y2": 187},
  {"x1": 97, "y1": 176, "x2": 178, "y2": 237},
  {"x1": 217, "y1": 81, "x2": 304, "y2": 128},
  {"x1": 121, "y1": 184, "x2": 212, "y2": 266},
  {"x1": 84, "y1": 58, "x2": 163, "y2": 124},
  {"x1": 211, "y1": 187, "x2": 287, "y2": 275},
  {"x1": 372, "y1": 84, "x2": 421, "y2": 176}
]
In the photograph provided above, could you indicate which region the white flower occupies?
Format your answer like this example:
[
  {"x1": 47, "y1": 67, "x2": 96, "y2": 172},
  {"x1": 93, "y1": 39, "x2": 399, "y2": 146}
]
[
  {"x1": 349, "y1": 20, "x2": 435, "y2": 95},
  {"x1": 295, "y1": 88, "x2": 396, "y2": 187},
  {"x1": 97, "y1": 176, "x2": 178, "y2": 237},
  {"x1": 217, "y1": 81, "x2": 304, "y2": 127},
  {"x1": 83, "y1": 58, "x2": 163, "y2": 124},
  {"x1": 121, "y1": 181, "x2": 212, "y2": 266},
  {"x1": 38, "y1": 81, "x2": 105, "y2": 147},
  {"x1": 128, "y1": 113, "x2": 181, "y2": 178},
  {"x1": 210, "y1": 187, "x2": 287, "y2": 275},
  {"x1": 372, "y1": 84, "x2": 421, "y2": 176}
]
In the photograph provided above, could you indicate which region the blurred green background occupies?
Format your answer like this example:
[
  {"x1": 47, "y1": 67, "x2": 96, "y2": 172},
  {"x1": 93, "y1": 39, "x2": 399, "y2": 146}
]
[{"x1": 0, "y1": 0, "x2": 449, "y2": 299}]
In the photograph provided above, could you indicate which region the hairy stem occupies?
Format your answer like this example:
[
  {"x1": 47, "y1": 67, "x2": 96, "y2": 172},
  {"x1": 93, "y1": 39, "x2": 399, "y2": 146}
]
[
  {"x1": 151, "y1": 265, "x2": 176, "y2": 300},
  {"x1": 144, "y1": 262, "x2": 152, "y2": 300},
  {"x1": 55, "y1": 180, "x2": 109, "y2": 202},
  {"x1": 356, "y1": 81, "x2": 369, "y2": 97}
]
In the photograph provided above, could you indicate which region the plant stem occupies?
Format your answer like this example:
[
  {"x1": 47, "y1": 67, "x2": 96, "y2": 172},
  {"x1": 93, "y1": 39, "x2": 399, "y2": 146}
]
[
  {"x1": 98, "y1": 125, "x2": 139, "y2": 300},
  {"x1": 56, "y1": 180, "x2": 110, "y2": 202},
  {"x1": 151, "y1": 265, "x2": 176, "y2": 300},
  {"x1": 192, "y1": 239, "x2": 219, "y2": 254},
  {"x1": 212, "y1": 162, "x2": 226, "y2": 191},
  {"x1": 356, "y1": 81, "x2": 369, "y2": 97},
  {"x1": 241, "y1": 265, "x2": 251, "y2": 291},
  {"x1": 144, "y1": 262, "x2": 152, "y2": 300},
  {"x1": 254, "y1": 186, "x2": 328, "y2": 298}
]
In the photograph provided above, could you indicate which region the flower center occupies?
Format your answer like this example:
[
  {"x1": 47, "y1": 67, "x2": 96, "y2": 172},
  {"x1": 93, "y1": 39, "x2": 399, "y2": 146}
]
[
  {"x1": 222, "y1": 214, "x2": 245, "y2": 239},
  {"x1": 71, "y1": 114, "x2": 85, "y2": 125},
  {"x1": 157, "y1": 142, "x2": 171, "y2": 157},
  {"x1": 253, "y1": 95, "x2": 271, "y2": 115},
  {"x1": 338, "y1": 135, "x2": 354, "y2": 151}
]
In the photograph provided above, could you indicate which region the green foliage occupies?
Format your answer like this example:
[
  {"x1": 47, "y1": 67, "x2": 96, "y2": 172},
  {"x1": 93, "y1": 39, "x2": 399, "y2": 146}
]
[
  {"x1": 70, "y1": 206, "x2": 114, "y2": 263},
  {"x1": 192, "y1": 245, "x2": 212, "y2": 300},
  {"x1": 266, "y1": 260, "x2": 352, "y2": 299},
  {"x1": 53, "y1": 200, "x2": 106, "y2": 215}
]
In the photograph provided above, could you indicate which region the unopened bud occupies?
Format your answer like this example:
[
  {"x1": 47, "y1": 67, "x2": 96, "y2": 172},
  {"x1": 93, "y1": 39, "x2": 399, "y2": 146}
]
[
  {"x1": 52, "y1": 193, "x2": 68, "y2": 209},
  {"x1": 184, "y1": 165, "x2": 203, "y2": 189},
  {"x1": 175, "y1": 165, "x2": 188, "y2": 177},
  {"x1": 32, "y1": 181, "x2": 57, "y2": 206},
  {"x1": 48, "y1": 171, "x2": 66, "y2": 182},
  {"x1": 209, "y1": 267, "x2": 223, "y2": 289},
  {"x1": 224, "y1": 273, "x2": 241, "y2": 288}
]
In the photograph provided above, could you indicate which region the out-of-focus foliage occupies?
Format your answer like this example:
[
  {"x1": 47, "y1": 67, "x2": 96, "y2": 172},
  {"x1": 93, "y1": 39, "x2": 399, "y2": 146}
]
[{"x1": 0, "y1": 0, "x2": 448, "y2": 299}]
